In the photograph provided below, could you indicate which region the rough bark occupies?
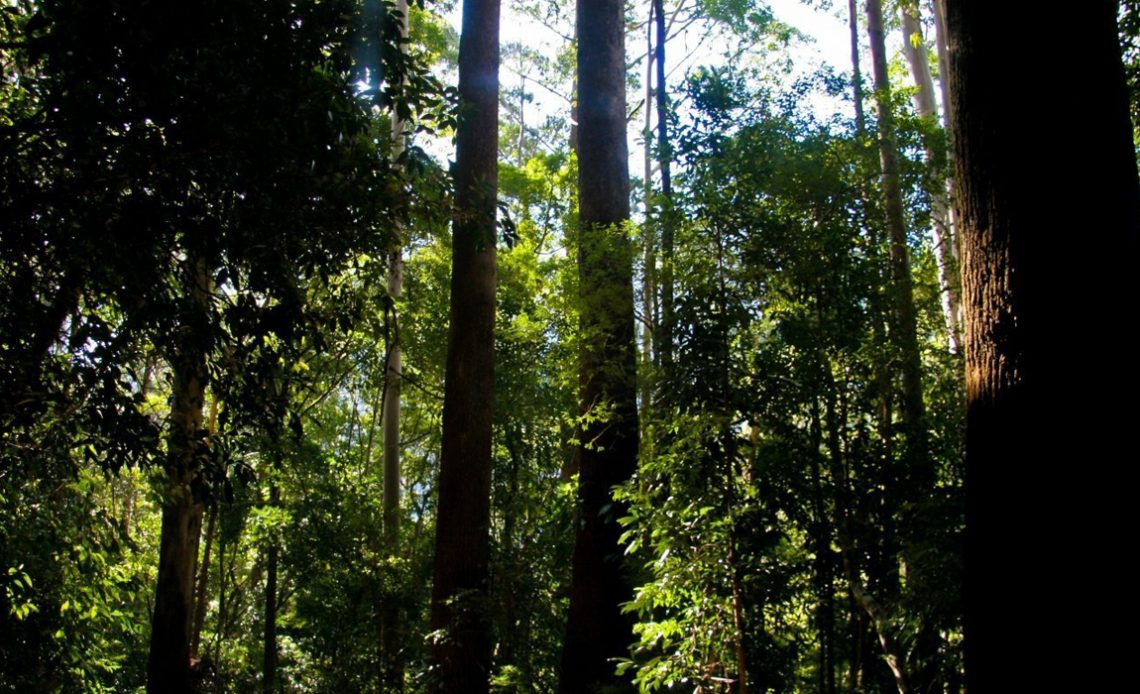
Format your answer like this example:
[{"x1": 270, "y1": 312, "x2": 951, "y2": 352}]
[
  {"x1": 558, "y1": 0, "x2": 638, "y2": 688},
  {"x1": 147, "y1": 262, "x2": 210, "y2": 694},
  {"x1": 900, "y1": 6, "x2": 961, "y2": 352},
  {"x1": 946, "y1": 2, "x2": 1139, "y2": 690},
  {"x1": 427, "y1": 0, "x2": 499, "y2": 689}
]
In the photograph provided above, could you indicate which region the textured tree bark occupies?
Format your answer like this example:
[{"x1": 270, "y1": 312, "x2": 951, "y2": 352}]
[
  {"x1": 147, "y1": 262, "x2": 210, "y2": 694},
  {"x1": 946, "y1": 2, "x2": 1139, "y2": 690},
  {"x1": 427, "y1": 0, "x2": 499, "y2": 689},
  {"x1": 900, "y1": 6, "x2": 961, "y2": 352},
  {"x1": 558, "y1": 0, "x2": 638, "y2": 689}
]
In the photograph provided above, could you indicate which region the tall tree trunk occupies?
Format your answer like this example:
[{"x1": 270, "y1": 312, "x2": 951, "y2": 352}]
[
  {"x1": 865, "y1": 0, "x2": 929, "y2": 476},
  {"x1": 427, "y1": 0, "x2": 499, "y2": 689},
  {"x1": 558, "y1": 0, "x2": 638, "y2": 688},
  {"x1": 381, "y1": 2, "x2": 409, "y2": 689},
  {"x1": 946, "y1": 2, "x2": 1139, "y2": 690},
  {"x1": 928, "y1": 0, "x2": 961, "y2": 267},
  {"x1": 809, "y1": 397, "x2": 835, "y2": 694},
  {"x1": 900, "y1": 6, "x2": 961, "y2": 353},
  {"x1": 848, "y1": 0, "x2": 866, "y2": 134},
  {"x1": 641, "y1": 1, "x2": 656, "y2": 414},
  {"x1": 147, "y1": 261, "x2": 210, "y2": 694},
  {"x1": 263, "y1": 484, "x2": 280, "y2": 694},
  {"x1": 653, "y1": 0, "x2": 674, "y2": 373}
]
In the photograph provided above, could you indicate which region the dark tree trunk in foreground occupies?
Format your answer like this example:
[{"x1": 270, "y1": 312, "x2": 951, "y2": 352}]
[
  {"x1": 558, "y1": 0, "x2": 638, "y2": 689},
  {"x1": 946, "y1": 2, "x2": 1139, "y2": 690},
  {"x1": 427, "y1": 0, "x2": 499, "y2": 689},
  {"x1": 147, "y1": 261, "x2": 210, "y2": 694}
]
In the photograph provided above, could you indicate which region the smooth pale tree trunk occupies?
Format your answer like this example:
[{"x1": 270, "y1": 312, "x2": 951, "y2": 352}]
[
  {"x1": 427, "y1": 0, "x2": 499, "y2": 689},
  {"x1": 946, "y1": 2, "x2": 1139, "y2": 690},
  {"x1": 381, "y1": 2, "x2": 409, "y2": 689},
  {"x1": 558, "y1": 0, "x2": 638, "y2": 689},
  {"x1": 147, "y1": 262, "x2": 210, "y2": 694},
  {"x1": 900, "y1": 6, "x2": 961, "y2": 352},
  {"x1": 930, "y1": 0, "x2": 951, "y2": 133}
]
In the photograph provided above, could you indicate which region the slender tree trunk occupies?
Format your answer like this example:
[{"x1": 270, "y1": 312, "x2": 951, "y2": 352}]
[
  {"x1": 147, "y1": 261, "x2": 210, "y2": 694},
  {"x1": 263, "y1": 484, "x2": 280, "y2": 694},
  {"x1": 559, "y1": 0, "x2": 638, "y2": 688},
  {"x1": 809, "y1": 397, "x2": 836, "y2": 694},
  {"x1": 946, "y1": 2, "x2": 1139, "y2": 690},
  {"x1": 848, "y1": 0, "x2": 866, "y2": 134},
  {"x1": 652, "y1": 0, "x2": 675, "y2": 374},
  {"x1": 381, "y1": 4, "x2": 409, "y2": 689},
  {"x1": 213, "y1": 516, "x2": 226, "y2": 664},
  {"x1": 190, "y1": 502, "x2": 217, "y2": 659},
  {"x1": 900, "y1": 6, "x2": 961, "y2": 353},
  {"x1": 427, "y1": 0, "x2": 499, "y2": 689},
  {"x1": 929, "y1": 0, "x2": 957, "y2": 266},
  {"x1": 865, "y1": 0, "x2": 929, "y2": 475},
  {"x1": 386, "y1": 0, "x2": 409, "y2": 519},
  {"x1": 641, "y1": 2, "x2": 656, "y2": 413}
]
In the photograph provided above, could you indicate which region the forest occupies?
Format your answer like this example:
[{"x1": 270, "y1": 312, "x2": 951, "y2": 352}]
[{"x1": 1, "y1": 0, "x2": 1136, "y2": 692}]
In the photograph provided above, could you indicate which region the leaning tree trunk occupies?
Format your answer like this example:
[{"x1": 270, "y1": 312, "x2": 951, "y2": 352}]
[
  {"x1": 558, "y1": 0, "x2": 638, "y2": 688},
  {"x1": 147, "y1": 261, "x2": 210, "y2": 694},
  {"x1": 946, "y1": 2, "x2": 1139, "y2": 690},
  {"x1": 900, "y1": 5, "x2": 961, "y2": 353},
  {"x1": 427, "y1": 0, "x2": 499, "y2": 689}
]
